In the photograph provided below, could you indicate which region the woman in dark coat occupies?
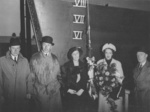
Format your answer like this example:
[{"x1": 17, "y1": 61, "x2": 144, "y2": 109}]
[{"x1": 61, "y1": 47, "x2": 88, "y2": 112}]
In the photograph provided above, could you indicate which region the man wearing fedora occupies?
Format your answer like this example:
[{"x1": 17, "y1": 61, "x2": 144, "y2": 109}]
[
  {"x1": 0, "y1": 37, "x2": 31, "y2": 112},
  {"x1": 30, "y1": 36, "x2": 62, "y2": 112},
  {"x1": 133, "y1": 46, "x2": 150, "y2": 112}
]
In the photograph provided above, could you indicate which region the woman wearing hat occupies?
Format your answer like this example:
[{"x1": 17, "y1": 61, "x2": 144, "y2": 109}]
[
  {"x1": 61, "y1": 47, "x2": 88, "y2": 112},
  {"x1": 96, "y1": 43, "x2": 124, "y2": 112}
]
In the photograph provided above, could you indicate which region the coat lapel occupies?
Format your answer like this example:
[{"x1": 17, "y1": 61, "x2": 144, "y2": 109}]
[{"x1": 135, "y1": 61, "x2": 149, "y2": 80}]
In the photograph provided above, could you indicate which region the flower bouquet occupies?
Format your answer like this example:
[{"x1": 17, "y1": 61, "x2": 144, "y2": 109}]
[
  {"x1": 86, "y1": 57, "x2": 98, "y2": 100},
  {"x1": 95, "y1": 62, "x2": 122, "y2": 111}
]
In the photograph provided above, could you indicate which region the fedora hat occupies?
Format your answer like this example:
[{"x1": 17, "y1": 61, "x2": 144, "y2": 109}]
[
  {"x1": 137, "y1": 46, "x2": 149, "y2": 54},
  {"x1": 41, "y1": 36, "x2": 54, "y2": 45},
  {"x1": 9, "y1": 37, "x2": 21, "y2": 46}
]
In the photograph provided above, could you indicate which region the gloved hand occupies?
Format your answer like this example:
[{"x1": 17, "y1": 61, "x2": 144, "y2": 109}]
[
  {"x1": 76, "y1": 89, "x2": 84, "y2": 96},
  {"x1": 67, "y1": 89, "x2": 76, "y2": 94}
]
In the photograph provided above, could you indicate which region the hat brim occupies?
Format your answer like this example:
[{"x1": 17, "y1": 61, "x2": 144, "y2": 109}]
[
  {"x1": 9, "y1": 37, "x2": 21, "y2": 46},
  {"x1": 136, "y1": 46, "x2": 149, "y2": 54},
  {"x1": 41, "y1": 41, "x2": 54, "y2": 46}
]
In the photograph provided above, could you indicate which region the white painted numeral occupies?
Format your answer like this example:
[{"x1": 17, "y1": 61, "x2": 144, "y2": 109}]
[
  {"x1": 73, "y1": 14, "x2": 85, "y2": 24},
  {"x1": 73, "y1": 0, "x2": 86, "y2": 8},
  {"x1": 73, "y1": 31, "x2": 83, "y2": 40}
]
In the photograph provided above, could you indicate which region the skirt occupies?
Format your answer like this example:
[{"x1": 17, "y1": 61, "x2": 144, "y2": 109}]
[{"x1": 98, "y1": 92, "x2": 123, "y2": 112}]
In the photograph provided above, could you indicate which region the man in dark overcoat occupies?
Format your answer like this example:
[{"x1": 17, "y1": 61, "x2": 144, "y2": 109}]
[{"x1": 133, "y1": 47, "x2": 150, "y2": 112}]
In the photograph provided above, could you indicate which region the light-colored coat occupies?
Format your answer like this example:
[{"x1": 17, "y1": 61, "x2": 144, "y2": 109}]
[
  {"x1": 0, "y1": 51, "x2": 31, "y2": 112},
  {"x1": 97, "y1": 58, "x2": 124, "y2": 112},
  {"x1": 30, "y1": 52, "x2": 62, "y2": 112}
]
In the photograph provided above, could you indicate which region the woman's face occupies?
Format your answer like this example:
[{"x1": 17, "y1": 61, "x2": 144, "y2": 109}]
[
  {"x1": 104, "y1": 49, "x2": 113, "y2": 60},
  {"x1": 72, "y1": 50, "x2": 80, "y2": 61}
]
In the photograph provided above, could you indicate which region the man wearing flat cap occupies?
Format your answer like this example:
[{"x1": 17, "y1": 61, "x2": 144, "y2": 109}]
[
  {"x1": 30, "y1": 36, "x2": 62, "y2": 112},
  {"x1": 133, "y1": 46, "x2": 150, "y2": 112},
  {"x1": 0, "y1": 37, "x2": 31, "y2": 112}
]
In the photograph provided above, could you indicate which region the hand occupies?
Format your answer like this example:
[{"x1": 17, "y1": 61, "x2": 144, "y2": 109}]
[
  {"x1": 115, "y1": 72, "x2": 124, "y2": 84},
  {"x1": 26, "y1": 94, "x2": 31, "y2": 99},
  {"x1": 67, "y1": 89, "x2": 76, "y2": 94},
  {"x1": 76, "y1": 89, "x2": 84, "y2": 96},
  {"x1": 116, "y1": 76, "x2": 123, "y2": 84}
]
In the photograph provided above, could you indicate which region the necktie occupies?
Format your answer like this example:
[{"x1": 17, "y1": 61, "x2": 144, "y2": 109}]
[
  {"x1": 14, "y1": 57, "x2": 17, "y2": 62},
  {"x1": 139, "y1": 64, "x2": 142, "y2": 71},
  {"x1": 45, "y1": 53, "x2": 49, "y2": 56}
]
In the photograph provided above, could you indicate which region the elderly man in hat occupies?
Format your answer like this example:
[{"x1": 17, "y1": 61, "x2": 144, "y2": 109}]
[
  {"x1": 30, "y1": 36, "x2": 62, "y2": 112},
  {"x1": 133, "y1": 47, "x2": 150, "y2": 112},
  {"x1": 0, "y1": 37, "x2": 31, "y2": 112}
]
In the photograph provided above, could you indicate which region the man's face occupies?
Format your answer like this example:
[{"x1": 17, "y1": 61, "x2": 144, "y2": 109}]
[
  {"x1": 137, "y1": 52, "x2": 147, "y2": 64},
  {"x1": 42, "y1": 42, "x2": 52, "y2": 53},
  {"x1": 104, "y1": 48, "x2": 113, "y2": 60},
  {"x1": 9, "y1": 45, "x2": 21, "y2": 56}
]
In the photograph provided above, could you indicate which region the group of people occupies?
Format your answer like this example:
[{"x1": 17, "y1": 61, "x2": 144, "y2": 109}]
[
  {"x1": 0, "y1": 35, "x2": 149, "y2": 112},
  {"x1": 0, "y1": 36, "x2": 62, "y2": 112}
]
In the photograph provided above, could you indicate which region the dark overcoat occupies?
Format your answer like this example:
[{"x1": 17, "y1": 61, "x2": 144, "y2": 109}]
[
  {"x1": 61, "y1": 60, "x2": 88, "y2": 111},
  {"x1": 133, "y1": 61, "x2": 150, "y2": 112}
]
